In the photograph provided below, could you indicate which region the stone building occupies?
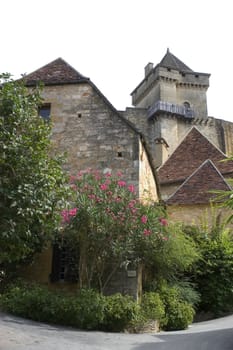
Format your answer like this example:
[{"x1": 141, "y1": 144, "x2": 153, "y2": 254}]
[
  {"x1": 123, "y1": 49, "x2": 233, "y2": 226},
  {"x1": 21, "y1": 49, "x2": 233, "y2": 293}
]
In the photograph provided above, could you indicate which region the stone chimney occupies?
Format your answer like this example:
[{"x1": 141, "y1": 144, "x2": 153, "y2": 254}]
[{"x1": 144, "y1": 62, "x2": 153, "y2": 77}]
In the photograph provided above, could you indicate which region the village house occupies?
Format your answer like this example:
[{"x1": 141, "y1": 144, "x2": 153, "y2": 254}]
[{"x1": 21, "y1": 50, "x2": 233, "y2": 295}]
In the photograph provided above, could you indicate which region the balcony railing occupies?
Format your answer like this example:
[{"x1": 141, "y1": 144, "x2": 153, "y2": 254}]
[{"x1": 148, "y1": 101, "x2": 195, "y2": 119}]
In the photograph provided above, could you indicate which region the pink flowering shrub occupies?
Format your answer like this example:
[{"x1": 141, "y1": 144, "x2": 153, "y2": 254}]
[{"x1": 61, "y1": 169, "x2": 169, "y2": 291}]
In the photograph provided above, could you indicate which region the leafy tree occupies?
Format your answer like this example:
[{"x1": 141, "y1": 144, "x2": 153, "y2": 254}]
[
  {"x1": 0, "y1": 74, "x2": 68, "y2": 272},
  {"x1": 59, "y1": 169, "x2": 169, "y2": 291},
  {"x1": 184, "y1": 222, "x2": 233, "y2": 315}
]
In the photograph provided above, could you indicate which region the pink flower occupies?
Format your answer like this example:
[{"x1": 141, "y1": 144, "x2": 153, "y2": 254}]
[
  {"x1": 69, "y1": 175, "x2": 76, "y2": 183},
  {"x1": 118, "y1": 180, "x2": 126, "y2": 187},
  {"x1": 70, "y1": 184, "x2": 77, "y2": 191},
  {"x1": 143, "y1": 229, "x2": 152, "y2": 236},
  {"x1": 105, "y1": 172, "x2": 112, "y2": 177},
  {"x1": 69, "y1": 208, "x2": 78, "y2": 216},
  {"x1": 159, "y1": 218, "x2": 168, "y2": 226},
  {"x1": 61, "y1": 210, "x2": 70, "y2": 223},
  {"x1": 128, "y1": 200, "x2": 136, "y2": 208},
  {"x1": 88, "y1": 194, "x2": 96, "y2": 200},
  {"x1": 117, "y1": 171, "x2": 123, "y2": 177},
  {"x1": 162, "y1": 236, "x2": 168, "y2": 241},
  {"x1": 100, "y1": 183, "x2": 108, "y2": 190},
  {"x1": 141, "y1": 215, "x2": 148, "y2": 224},
  {"x1": 61, "y1": 208, "x2": 78, "y2": 223},
  {"x1": 128, "y1": 184, "x2": 135, "y2": 193}
]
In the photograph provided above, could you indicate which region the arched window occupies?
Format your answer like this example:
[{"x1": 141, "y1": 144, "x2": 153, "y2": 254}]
[{"x1": 183, "y1": 101, "x2": 190, "y2": 109}]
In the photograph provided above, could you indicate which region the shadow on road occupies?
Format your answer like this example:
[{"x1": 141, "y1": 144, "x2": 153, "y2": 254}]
[{"x1": 132, "y1": 328, "x2": 233, "y2": 350}]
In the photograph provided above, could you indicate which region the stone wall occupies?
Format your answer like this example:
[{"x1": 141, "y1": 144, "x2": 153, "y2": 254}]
[
  {"x1": 41, "y1": 84, "x2": 140, "y2": 184},
  {"x1": 104, "y1": 264, "x2": 142, "y2": 301},
  {"x1": 153, "y1": 116, "x2": 233, "y2": 166},
  {"x1": 19, "y1": 248, "x2": 52, "y2": 285},
  {"x1": 139, "y1": 138, "x2": 159, "y2": 202},
  {"x1": 167, "y1": 204, "x2": 232, "y2": 227}
]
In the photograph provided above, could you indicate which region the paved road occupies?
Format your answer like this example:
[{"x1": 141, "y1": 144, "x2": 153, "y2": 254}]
[{"x1": 0, "y1": 312, "x2": 232, "y2": 350}]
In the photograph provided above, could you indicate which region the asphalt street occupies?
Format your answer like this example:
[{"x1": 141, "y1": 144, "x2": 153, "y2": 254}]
[{"x1": 0, "y1": 312, "x2": 232, "y2": 350}]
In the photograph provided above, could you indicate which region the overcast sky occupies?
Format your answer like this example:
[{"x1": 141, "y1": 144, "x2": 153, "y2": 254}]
[{"x1": 1, "y1": 0, "x2": 232, "y2": 121}]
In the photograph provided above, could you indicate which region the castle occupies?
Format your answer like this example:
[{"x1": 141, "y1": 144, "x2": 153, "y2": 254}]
[{"x1": 21, "y1": 50, "x2": 233, "y2": 292}]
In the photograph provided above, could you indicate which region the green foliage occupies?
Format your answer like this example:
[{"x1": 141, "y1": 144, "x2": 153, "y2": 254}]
[
  {"x1": 0, "y1": 281, "x2": 141, "y2": 332},
  {"x1": 184, "y1": 220, "x2": 233, "y2": 316},
  {"x1": 141, "y1": 292, "x2": 165, "y2": 322},
  {"x1": 147, "y1": 223, "x2": 199, "y2": 281},
  {"x1": 73, "y1": 289, "x2": 105, "y2": 329},
  {"x1": 171, "y1": 281, "x2": 200, "y2": 308},
  {"x1": 0, "y1": 281, "x2": 196, "y2": 332},
  {"x1": 158, "y1": 282, "x2": 195, "y2": 330},
  {"x1": 164, "y1": 300, "x2": 194, "y2": 331},
  {"x1": 60, "y1": 169, "x2": 169, "y2": 291},
  {"x1": 102, "y1": 293, "x2": 140, "y2": 332},
  {"x1": 0, "y1": 74, "x2": 69, "y2": 271}
]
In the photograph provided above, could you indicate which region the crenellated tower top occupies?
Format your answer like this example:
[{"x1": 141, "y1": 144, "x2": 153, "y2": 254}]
[{"x1": 131, "y1": 50, "x2": 210, "y2": 119}]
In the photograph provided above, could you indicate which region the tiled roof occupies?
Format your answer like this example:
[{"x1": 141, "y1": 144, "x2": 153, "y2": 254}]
[
  {"x1": 159, "y1": 49, "x2": 193, "y2": 73},
  {"x1": 166, "y1": 160, "x2": 232, "y2": 205},
  {"x1": 23, "y1": 58, "x2": 89, "y2": 86},
  {"x1": 158, "y1": 127, "x2": 233, "y2": 184}
]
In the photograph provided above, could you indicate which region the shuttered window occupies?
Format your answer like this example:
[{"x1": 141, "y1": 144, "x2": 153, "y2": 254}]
[{"x1": 50, "y1": 243, "x2": 79, "y2": 283}]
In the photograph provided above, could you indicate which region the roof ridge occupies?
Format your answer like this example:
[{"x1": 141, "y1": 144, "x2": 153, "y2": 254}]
[
  {"x1": 23, "y1": 57, "x2": 89, "y2": 86},
  {"x1": 157, "y1": 125, "x2": 233, "y2": 185},
  {"x1": 159, "y1": 49, "x2": 193, "y2": 72},
  {"x1": 166, "y1": 159, "x2": 232, "y2": 205}
]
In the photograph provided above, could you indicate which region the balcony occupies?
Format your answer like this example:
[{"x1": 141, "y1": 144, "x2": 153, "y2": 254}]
[{"x1": 148, "y1": 101, "x2": 195, "y2": 119}]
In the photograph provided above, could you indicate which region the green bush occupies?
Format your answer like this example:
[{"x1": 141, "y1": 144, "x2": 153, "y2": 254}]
[
  {"x1": 0, "y1": 282, "x2": 75, "y2": 325},
  {"x1": 0, "y1": 282, "x2": 140, "y2": 332},
  {"x1": 184, "y1": 223, "x2": 233, "y2": 316},
  {"x1": 141, "y1": 292, "x2": 165, "y2": 322},
  {"x1": 164, "y1": 300, "x2": 194, "y2": 331},
  {"x1": 101, "y1": 293, "x2": 140, "y2": 332},
  {"x1": 0, "y1": 280, "x2": 195, "y2": 332},
  {"x1": 72, "y1": 289, "x2": 105, "y2": 329},
  {"x1": 172, "y1": 281, "x2": 200, "y2": 308},
  {"x1": 158, "y1": 283, "x2": 194, "y2": 330}
]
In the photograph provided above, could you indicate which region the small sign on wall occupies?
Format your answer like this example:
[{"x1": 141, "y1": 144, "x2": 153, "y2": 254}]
[{"x1": 127, "y1": 270, "x2": 137, "y2": 277}]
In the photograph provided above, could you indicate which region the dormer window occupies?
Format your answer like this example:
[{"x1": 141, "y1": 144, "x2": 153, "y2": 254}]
[{"x1": 38, "y1": 103, "x2": 51, "y2": 121}]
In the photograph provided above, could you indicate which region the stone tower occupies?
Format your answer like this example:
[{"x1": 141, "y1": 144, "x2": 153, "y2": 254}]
[
  {"x1": 131, "y1": 48, "x2": 210, "y2": 119},
  {"x1": 128, "y1": 49, "x2": 211, "y2": 167}
]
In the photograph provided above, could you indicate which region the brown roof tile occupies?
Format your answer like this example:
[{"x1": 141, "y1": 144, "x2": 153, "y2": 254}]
[
  {"x1": 23, "y1": 58, "x2": 89, "y2": 86},
  {"x1": 158, "y1": 127, "x2": 233, "y2": 184},
  {"x1": 166, "y1": 160, "x2": 232, "y2": 205}
]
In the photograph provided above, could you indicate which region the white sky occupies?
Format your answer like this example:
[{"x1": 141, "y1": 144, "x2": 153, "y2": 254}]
[{"x1": 1, "y1": 0, "x2": 233, "y2": 121}]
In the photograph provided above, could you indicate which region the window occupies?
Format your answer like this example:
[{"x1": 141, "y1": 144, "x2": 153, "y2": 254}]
[
  {"x1": 38, "y1": 104, "x2": 51, "y2": 121},
  {"x1": 50, "y1": 243, "x2": 79, "y2": 283},
  {"x1": 183, "y1": 101, "x2": 191, "y2": 109}
]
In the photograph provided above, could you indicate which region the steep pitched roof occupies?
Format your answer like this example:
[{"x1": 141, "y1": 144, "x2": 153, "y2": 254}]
[
  {"x1": 158, "y1": 127, "x2": 233, "y2": 184},
  {"x1": 167, "y1": 160, "x2": 232, "y2": 205},
  {"x1": 159, "y1": 48, "x2": 193, "y2": 73},
  {"x1": 23, "y1": 58, "x2": 89, "y2": 86}
]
